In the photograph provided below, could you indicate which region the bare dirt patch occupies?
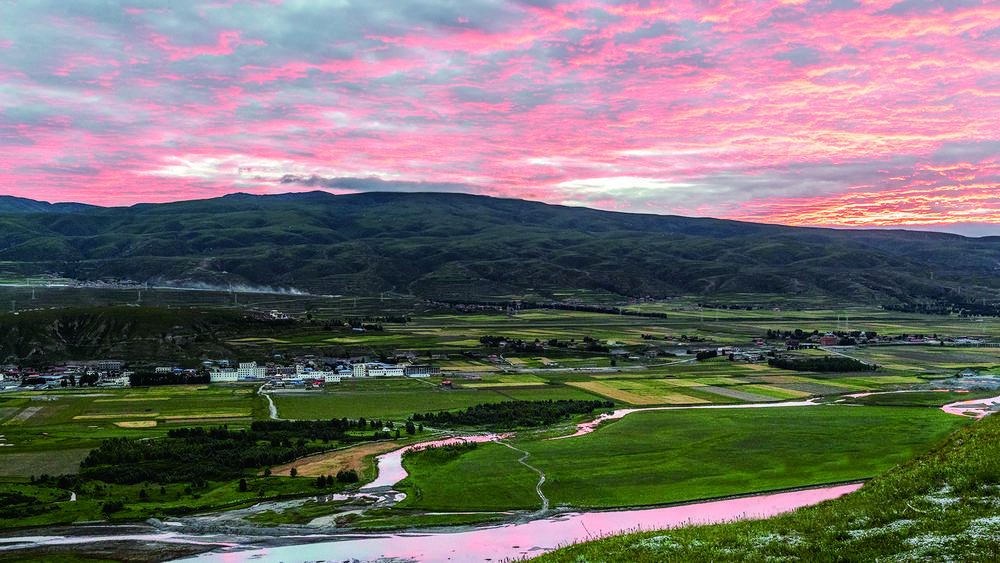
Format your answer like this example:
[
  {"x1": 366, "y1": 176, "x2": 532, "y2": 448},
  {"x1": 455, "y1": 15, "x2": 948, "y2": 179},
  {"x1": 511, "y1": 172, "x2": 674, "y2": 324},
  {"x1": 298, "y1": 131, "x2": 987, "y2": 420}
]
[{"x1": 268, "y1": 441, "x2": 405, "y2": 480}]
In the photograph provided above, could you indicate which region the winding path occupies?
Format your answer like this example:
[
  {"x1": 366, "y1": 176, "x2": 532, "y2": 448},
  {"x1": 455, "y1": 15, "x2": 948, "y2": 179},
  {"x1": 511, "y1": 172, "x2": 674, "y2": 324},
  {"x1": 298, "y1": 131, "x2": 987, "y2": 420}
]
[{"x1": 497, "y1": 441, "x2": 549, "y2": 512}]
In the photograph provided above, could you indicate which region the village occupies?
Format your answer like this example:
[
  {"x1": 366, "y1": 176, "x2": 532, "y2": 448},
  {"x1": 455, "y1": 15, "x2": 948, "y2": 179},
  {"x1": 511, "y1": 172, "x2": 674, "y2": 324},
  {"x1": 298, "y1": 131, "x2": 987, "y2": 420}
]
[
  {"x1": 0, "y1": 326, "x2": 992, "y2": 393},
  {"x1": 0, "y1": 356, "x2": 441, "y2": 391}
]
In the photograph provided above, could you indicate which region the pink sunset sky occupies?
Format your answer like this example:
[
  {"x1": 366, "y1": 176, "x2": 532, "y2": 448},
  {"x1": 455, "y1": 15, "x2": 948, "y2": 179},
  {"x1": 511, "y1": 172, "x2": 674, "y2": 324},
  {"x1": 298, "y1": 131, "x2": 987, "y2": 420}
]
[{"x1": 3, "y1": 0, "x2": 1000, "y2": 234}]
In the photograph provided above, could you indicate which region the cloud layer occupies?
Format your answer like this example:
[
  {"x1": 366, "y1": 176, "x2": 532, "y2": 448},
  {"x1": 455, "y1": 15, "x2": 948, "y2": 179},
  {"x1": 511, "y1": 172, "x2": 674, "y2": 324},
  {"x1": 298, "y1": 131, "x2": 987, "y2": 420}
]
[{"x1": 3, "y1": 0, "x2": 1000, "y2": 232}]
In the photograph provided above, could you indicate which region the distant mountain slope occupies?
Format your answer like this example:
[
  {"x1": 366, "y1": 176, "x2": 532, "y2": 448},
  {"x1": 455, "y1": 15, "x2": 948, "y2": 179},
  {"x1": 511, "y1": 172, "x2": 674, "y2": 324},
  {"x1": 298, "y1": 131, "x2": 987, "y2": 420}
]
[
  {"x1": 0, "y1": 191, "x2": 996, "y2": 305},
  {"x1": 0, "y1": 195, "x2": 96, "y2": 214}
]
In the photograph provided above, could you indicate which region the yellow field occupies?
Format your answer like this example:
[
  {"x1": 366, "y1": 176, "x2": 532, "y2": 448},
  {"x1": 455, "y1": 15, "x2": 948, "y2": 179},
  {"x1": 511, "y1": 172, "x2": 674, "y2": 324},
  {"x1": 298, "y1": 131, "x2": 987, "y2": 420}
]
[
  {"x1": 743, "y1": 384, "x2": 812, "y2": 398},
  {"x1": 115, "y1": 420, "x2": 157, "y2": 428},
  {"x1": 567, "y1": 381, "x2": 710, "y2": 405}
]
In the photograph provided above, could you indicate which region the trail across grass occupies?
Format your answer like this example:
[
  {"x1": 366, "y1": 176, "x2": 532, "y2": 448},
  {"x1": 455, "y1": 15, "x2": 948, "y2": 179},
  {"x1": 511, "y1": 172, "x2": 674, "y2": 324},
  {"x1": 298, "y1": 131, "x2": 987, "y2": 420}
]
[
  {"x1": 529, "y1": 407, "x2": 1000, "y2": 563},
  {"x1": 397, "y1": 405, "x2": 970, "y2": 511}
]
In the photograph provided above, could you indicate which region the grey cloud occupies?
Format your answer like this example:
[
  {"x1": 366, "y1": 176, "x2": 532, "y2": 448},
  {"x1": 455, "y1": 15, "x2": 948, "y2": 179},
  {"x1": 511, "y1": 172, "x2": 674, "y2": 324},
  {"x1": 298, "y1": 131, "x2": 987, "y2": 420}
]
[
  {"x1": 877, "y1": 0, "x2": 983, "y2": 16},
  {"x1": 449, "y1": 86, "x2": 509, "y2": 105},
  {"x1": 278, "y1": 175, "x2": 480, "y2": 195},
  {"x1": 773, "y1": 46, "x2": 826, "y2": 68},
  {"x1": 931, "y1": 140, "x2": 1000, "y2": 164}
]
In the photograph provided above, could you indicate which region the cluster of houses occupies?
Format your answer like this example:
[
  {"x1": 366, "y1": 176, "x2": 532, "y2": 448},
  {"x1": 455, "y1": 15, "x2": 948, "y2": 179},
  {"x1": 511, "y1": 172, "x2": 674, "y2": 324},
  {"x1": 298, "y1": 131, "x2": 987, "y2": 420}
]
[
  {"x1": 1, "y1": 356, "x2": 441, "y2": 390},
  {"x1": 1, "y1": 360, "x2": 131, "y2": 389},
  {"x1": 208, "y1": 360, "x2": 440, "y2": 384}
]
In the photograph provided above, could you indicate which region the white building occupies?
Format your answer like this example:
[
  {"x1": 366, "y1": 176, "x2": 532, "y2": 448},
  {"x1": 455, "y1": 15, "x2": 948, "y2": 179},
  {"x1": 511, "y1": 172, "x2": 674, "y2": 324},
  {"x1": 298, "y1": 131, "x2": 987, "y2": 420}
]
[
  {"x1": 209, "y1": 368, "x2": 238, "y2": 382},
  {"x1": 352, "y1": 363, "x2": 405, "y2": 378},
  {"x1": 321, "y1": 371, "x2": 342, "y2": 383},
  {"x1": 237, "y1": 362, "x2": 267, "y2": 380},
  {"x1": 101, "y1": 373, "x2": 131, "y2": 387}
]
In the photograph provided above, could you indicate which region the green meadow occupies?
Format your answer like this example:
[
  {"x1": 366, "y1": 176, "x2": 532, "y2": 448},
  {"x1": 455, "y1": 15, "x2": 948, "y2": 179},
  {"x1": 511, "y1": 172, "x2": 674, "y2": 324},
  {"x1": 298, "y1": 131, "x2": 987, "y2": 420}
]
[
  {"x1": 0, "y1": 386, "x2": 264, "y2": 478},
  {"x1": 531, "y1": 407, "x2": 1000, "y2": 563},
  {"x1": 395, "y1": 406, "x2": 969, "y2": 512}
]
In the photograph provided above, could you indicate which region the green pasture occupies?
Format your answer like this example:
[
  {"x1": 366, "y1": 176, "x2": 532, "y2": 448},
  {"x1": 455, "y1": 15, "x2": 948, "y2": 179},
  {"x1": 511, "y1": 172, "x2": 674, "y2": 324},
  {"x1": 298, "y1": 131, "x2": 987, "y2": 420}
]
[
  {"x1": 271, "y1": 380, "x2": 599, "y2": 420},
  {"x1": 836, "y1": 389, "x2": 1000, "y2": 407},
  {"x1": 531, "y1": 401, "x2": 1000, "y2": 563},
  {"x1": 490, "y1": 386, "x2": 603, "y2": 402},
  {"x1": 531, "y1": 407, "x2": 967, "y2": 507},
  {"x1": 0, "y1": 385, "x2": 264, "y2": 478},
  {"x1": 396, "y1": 442, "x2": 545, "y2": 511},
  {"x1": 398, "y1": 405, "x2": 970, "y2": 512}
]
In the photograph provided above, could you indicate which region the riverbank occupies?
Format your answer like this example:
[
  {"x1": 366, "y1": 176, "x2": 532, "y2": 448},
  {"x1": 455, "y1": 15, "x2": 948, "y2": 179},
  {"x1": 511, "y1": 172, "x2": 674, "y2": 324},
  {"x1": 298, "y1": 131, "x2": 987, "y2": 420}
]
[
  {"x1": 530, "y1": 408, "x2": 1000, "y2": 562},
  {"x1": 0, "y1": 481, "x2": 866, "y2": 563}
]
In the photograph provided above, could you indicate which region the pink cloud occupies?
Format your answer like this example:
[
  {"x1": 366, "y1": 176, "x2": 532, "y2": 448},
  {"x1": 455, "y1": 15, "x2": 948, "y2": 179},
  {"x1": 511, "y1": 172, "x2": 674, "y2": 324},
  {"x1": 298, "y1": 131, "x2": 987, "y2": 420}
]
[
  {"x1": 149, "y1": 30, "x2": 266, "y2": 62},
  {"x1": 2, "y1": 0, "x2": 998, "y2": 233}
]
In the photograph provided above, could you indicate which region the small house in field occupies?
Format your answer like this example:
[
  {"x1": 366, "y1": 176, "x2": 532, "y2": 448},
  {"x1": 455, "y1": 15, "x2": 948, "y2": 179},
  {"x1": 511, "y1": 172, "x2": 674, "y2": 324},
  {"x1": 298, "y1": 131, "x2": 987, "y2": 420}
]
[{"x1": 441, "y1": 380, "x2": 453, "y2": 388}]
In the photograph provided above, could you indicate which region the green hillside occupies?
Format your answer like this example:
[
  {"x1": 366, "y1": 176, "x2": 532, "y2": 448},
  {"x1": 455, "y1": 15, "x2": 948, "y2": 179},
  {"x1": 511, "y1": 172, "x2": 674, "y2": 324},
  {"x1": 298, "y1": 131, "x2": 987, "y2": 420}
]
[{"x1": 0, "y1": 191, "x2": 997, "y2": 307}]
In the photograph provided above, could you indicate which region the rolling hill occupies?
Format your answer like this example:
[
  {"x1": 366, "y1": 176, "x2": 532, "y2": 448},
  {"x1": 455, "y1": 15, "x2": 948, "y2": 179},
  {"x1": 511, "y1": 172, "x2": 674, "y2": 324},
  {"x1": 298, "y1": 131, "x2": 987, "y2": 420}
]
[{"x1": 0, "y1": 191, "x2": 996, "y2": 307}]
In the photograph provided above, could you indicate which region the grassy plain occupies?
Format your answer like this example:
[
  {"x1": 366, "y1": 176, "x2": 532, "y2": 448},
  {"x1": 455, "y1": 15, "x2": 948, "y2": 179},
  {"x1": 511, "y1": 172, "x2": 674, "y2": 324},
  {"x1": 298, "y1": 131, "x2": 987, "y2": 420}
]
[
  {"x1": 396, "y1": 442, "x2": 545, "y2": 511},
  {"x1": 530, "y1": 406, "x2": 1000, "y2": 563},
  {"x1": 0, "y1": 385, "x2": 264, "y2": 478},
  {"x1": 397, "y1": 406, "x2": 970, "y2": 511}
]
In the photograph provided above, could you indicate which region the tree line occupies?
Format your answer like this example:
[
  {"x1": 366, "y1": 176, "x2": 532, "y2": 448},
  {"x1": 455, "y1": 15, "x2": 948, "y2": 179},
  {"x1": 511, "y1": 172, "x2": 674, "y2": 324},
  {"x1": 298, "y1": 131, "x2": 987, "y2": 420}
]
[
  {"x1": 79, "y1": 419, "x2": 391, "y2": 485},
  {"x1": 411, "y1": 399, "x2": 614, "y2": 429},
  {"x1": 767, "y1": 356, "x2": 877, "y2": 372}
]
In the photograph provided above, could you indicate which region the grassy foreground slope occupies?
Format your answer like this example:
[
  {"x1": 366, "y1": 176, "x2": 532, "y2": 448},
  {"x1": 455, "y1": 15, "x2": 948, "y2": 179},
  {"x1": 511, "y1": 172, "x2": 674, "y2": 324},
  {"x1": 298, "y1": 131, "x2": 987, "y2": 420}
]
[{"x1": 529, "y1": 413, "x2": 1000, "y2": 562}]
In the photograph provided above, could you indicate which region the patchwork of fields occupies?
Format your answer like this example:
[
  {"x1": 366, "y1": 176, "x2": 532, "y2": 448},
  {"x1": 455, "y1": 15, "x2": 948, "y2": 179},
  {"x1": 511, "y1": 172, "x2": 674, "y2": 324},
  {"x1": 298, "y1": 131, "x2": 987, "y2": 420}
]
[{"x1": 2, "y1": 303, "x2": 999, "y2": 533}]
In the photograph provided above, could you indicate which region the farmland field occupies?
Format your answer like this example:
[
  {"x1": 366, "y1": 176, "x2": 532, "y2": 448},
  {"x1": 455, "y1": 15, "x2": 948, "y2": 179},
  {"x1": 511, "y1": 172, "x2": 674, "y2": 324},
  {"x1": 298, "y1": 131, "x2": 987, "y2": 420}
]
[{"x1": 0, "y1": 300, "x2": 997, "y2": 535}]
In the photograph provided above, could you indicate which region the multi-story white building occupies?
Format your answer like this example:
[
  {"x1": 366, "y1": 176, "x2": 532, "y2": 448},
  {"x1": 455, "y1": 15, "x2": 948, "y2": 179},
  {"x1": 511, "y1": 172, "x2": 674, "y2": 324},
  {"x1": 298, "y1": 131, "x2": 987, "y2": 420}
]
[
  {"x1": 352, "y1": 363, "x2": 405, "y2": 378},
  {"x1": 237, "y1": 362, "x2": 267, "y2": 380}
]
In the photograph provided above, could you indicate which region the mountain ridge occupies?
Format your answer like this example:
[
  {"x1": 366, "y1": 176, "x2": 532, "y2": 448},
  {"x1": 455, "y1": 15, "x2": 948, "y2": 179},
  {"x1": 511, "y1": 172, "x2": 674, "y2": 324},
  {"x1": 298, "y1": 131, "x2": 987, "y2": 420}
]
[{"x1": 0, "y1": 191, "x2": 995, "y2": 305}]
